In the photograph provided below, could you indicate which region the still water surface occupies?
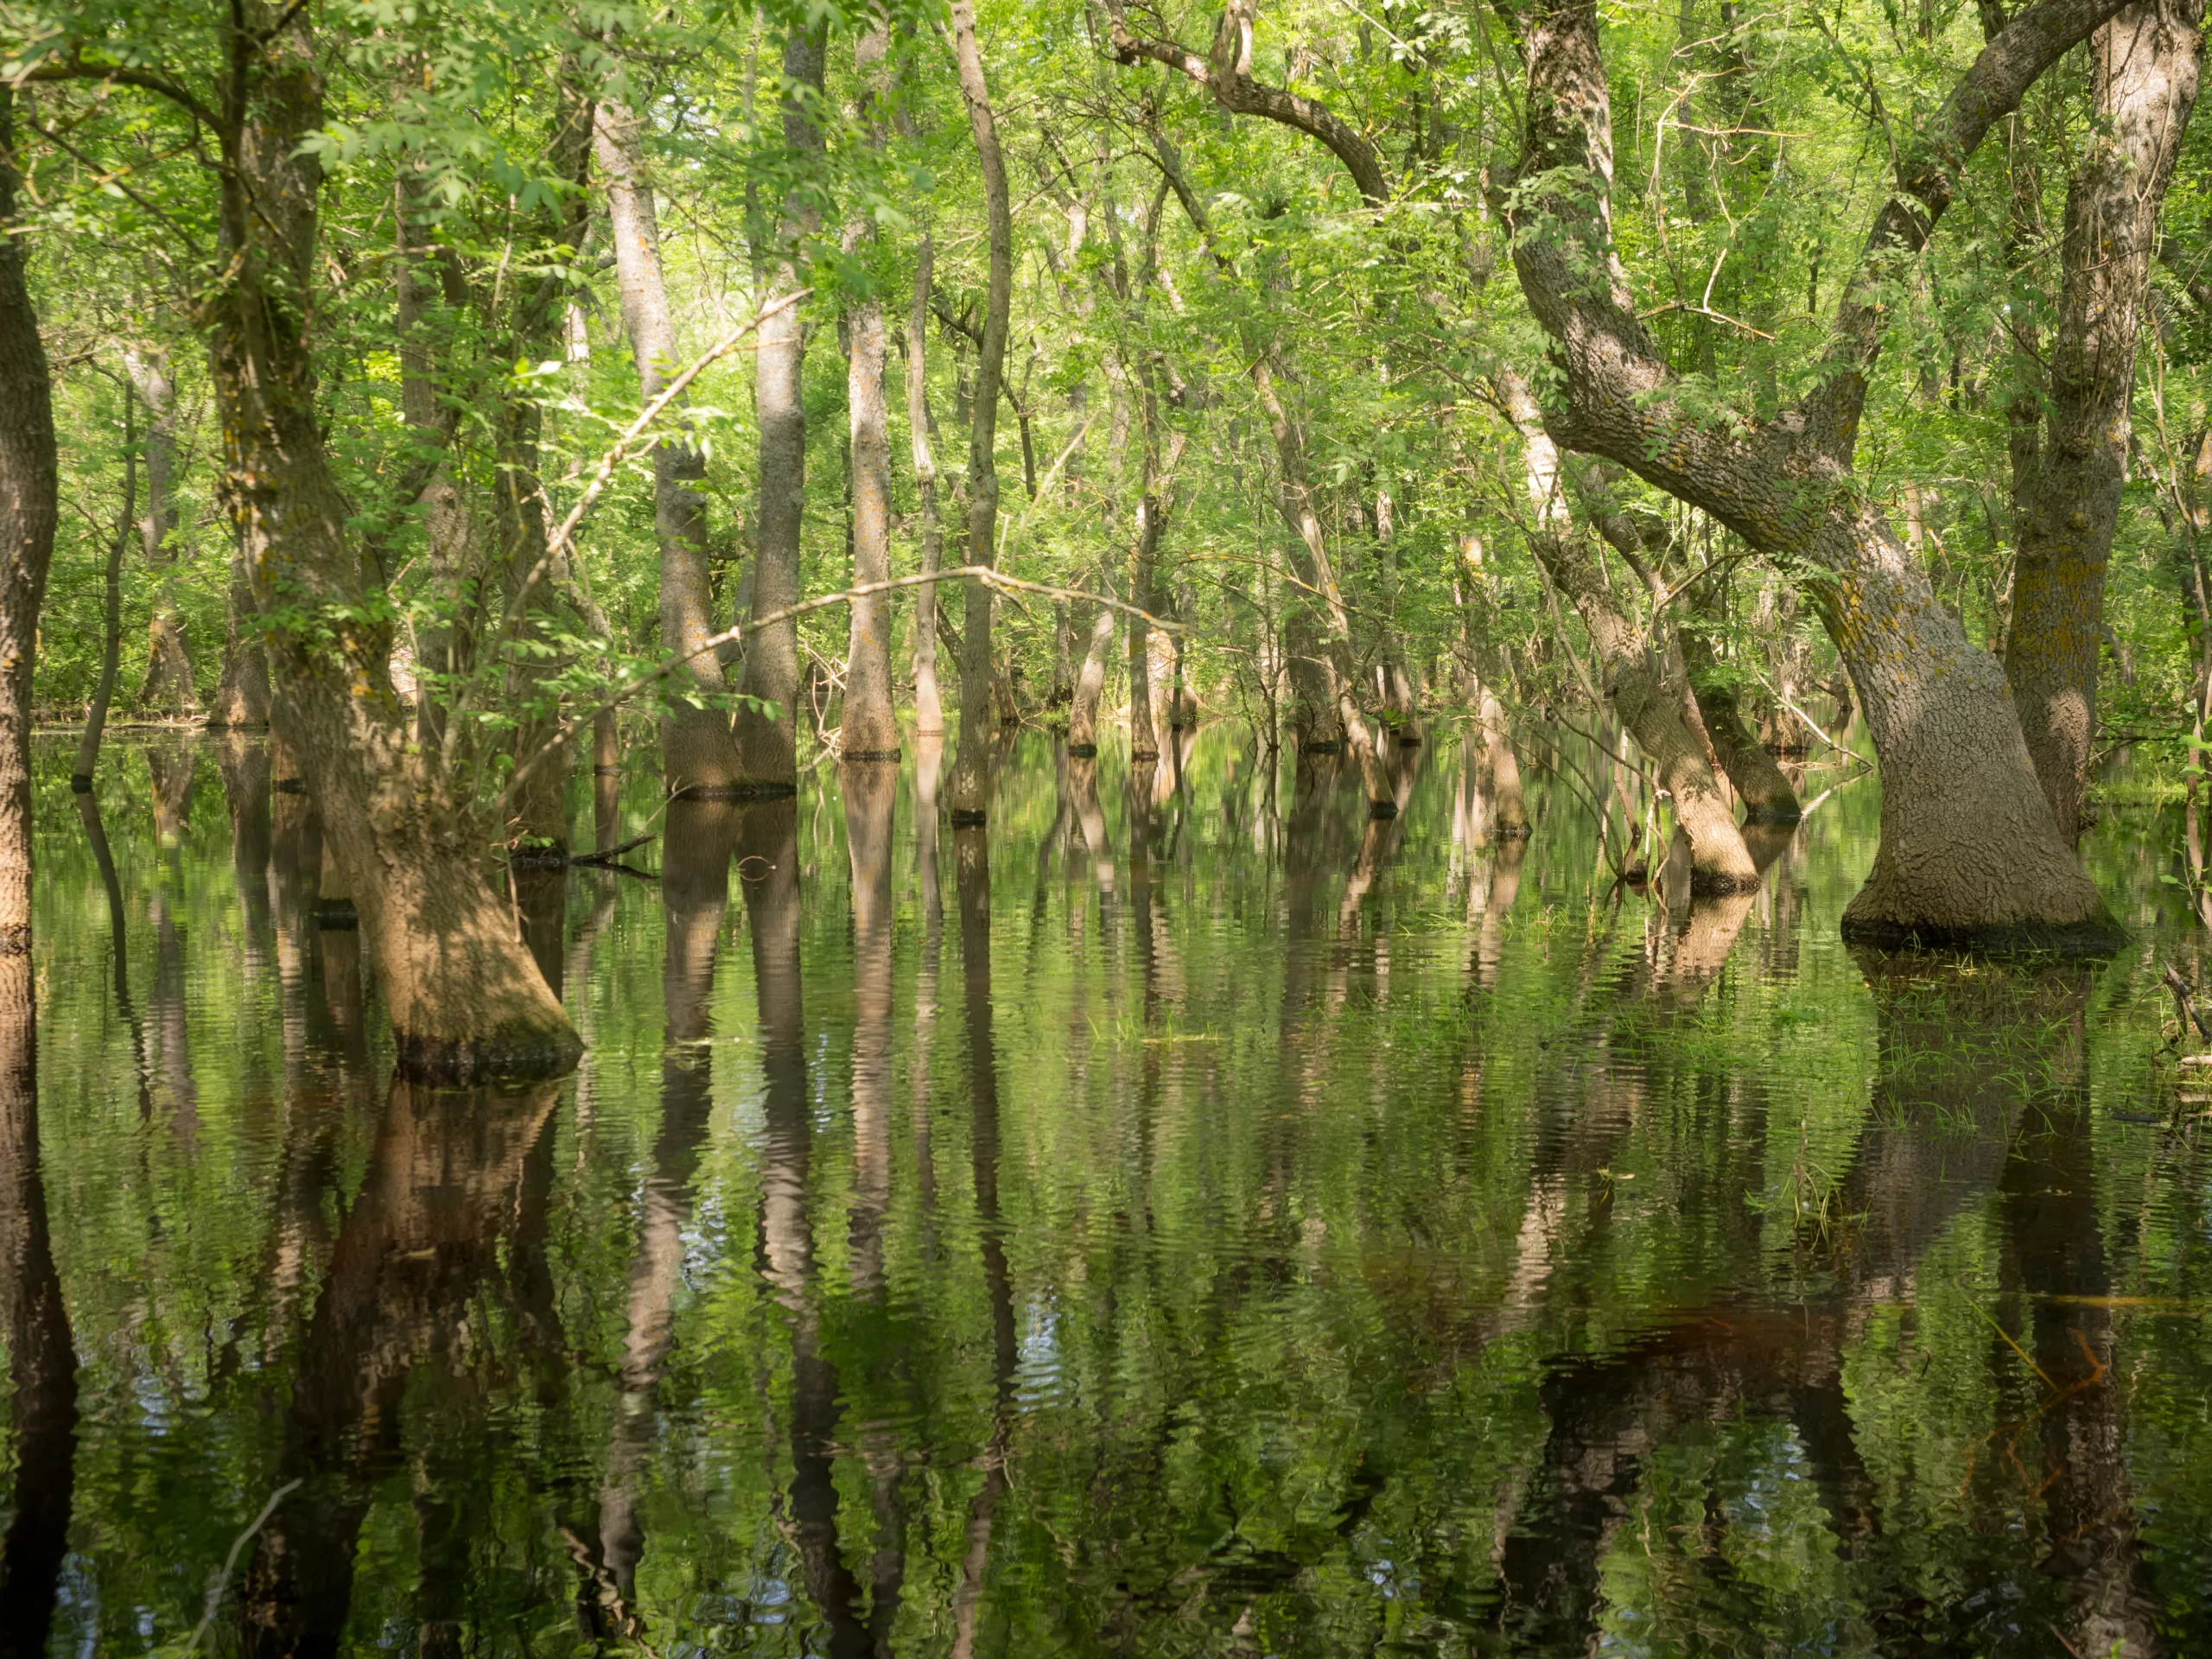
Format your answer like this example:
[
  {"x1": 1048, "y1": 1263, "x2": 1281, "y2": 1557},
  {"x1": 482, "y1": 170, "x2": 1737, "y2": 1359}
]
[{"x1": 7, "y1": 726, "x2": 2212, "y2": 1656}]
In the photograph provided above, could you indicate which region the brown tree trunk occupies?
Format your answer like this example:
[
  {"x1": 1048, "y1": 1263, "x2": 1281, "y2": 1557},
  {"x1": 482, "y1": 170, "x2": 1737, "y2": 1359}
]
[
  {"x1": 207, "y1": 524, "x2": 272, "y2": 728},
  {"x1": 204, "y1": 13, "x2": 577, "y2": 1077},
  {"x1": 1680, "y1": 625, "x2": 1801, "y2": 823},
  {"x1": 1478, "y1": 686, "x2": 1531, "y2": 839},
  {"x1": 1128, "y1": 395, "x2": 1184, "y2": 762},
  {"x1": 909, "y1": 238, "x2": 946, "y2": 736},
  {"x1": 0, "y1": 88, "x2": 57, "y2": 956},
  {"x1": 948, "y1": 0, "x2": 1013, "y2": 823},
  {"x1": 2005, "y1": 0, "x2": 2203, "y2": 842},
  {"x1": 594, "y1": 100, "x2": 746, "y2": 796},
  {"x1": 1066, "y1": 603, "x2": 1115, "y2": 754},
  {"x1": 842, "y1": 18, "x2": 900, "y2": 764},
  {"x1": 124, "y1": 344, "x2": 195, "y2": 713},
  {"x1": 73, "y1": 388, "x2": 137, "y2": 789},
  {"x1": 736, "y1": 25, "x2": 827, "y2": 796}
]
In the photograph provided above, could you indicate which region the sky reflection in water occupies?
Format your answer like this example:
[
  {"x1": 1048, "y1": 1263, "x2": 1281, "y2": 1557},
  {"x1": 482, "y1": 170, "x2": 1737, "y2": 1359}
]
[{"x1": 6, "y1": 725, "x2": 2212, "y2": 1656}]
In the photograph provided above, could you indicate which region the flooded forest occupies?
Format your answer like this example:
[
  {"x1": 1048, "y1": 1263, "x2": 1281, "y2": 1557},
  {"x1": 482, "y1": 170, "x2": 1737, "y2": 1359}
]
[{"x1": 10, "y1": 0, "x2": 2212, "y2": 1650}]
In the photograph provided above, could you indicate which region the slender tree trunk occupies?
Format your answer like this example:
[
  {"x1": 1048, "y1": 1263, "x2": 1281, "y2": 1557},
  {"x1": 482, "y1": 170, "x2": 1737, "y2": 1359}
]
[
  {"x1": 909, "y1": 238, "x2": 946, "y2": 736},
  {"x1": 1375, "y1": 488, "x2": 1419, "y2": 745},
  {"x1": 204, "y1": 14, "x2": 577, "y2": 1077},
  {"x1": 594, "y1": 100, "x2": 746, "y2": 796},
  {"x1": 949, "y1": 0, "x2": 1014, "y2": 822},
  {"x1": 737, "y1": 26, "x2": 828, "y2": 796},
  {"x1": 843, "y1": 18, "x2": 900, "y2": 763},
  {"x1": 2005, "y1": 0, "x2": 2203, "y2": 841},
  {"x1": 0, "y1": 89, "x2": 57, "y2": 956},
  {"x1": 1128, "y1": 393, "x2": 1185, "y2": 763},
  {"x1": 1478, "y1": 686, "x2": 1531, "y2": 840},
  {"x1": 73, "y1": 390, "x2": 137, "y2": 790},
  {"x1": 122, "y1": 344, "x2": 194, "y2": 713}
]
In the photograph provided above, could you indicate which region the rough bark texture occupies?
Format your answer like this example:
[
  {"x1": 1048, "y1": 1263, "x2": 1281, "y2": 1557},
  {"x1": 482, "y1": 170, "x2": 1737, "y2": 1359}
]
[
  {"x1": 207, "y1": 526, "x2": 272, "y2": 728},
  {"x1": 594, "y1": 100, "x2": 745, "y2": 796},
  {"x1": 0, "y1": 88, "x2": 56, "y2": 955},
  {"x1": 1681, "y1": 624, "x2": 1802, "y2": 823},
  {"x1": 2005, "y1": 0, "x2": 2204, "y2": 841},
  {"x1": 736, "y1": 26, "x2": 828, "y2": 796},
  {"x1": 124, "y1": 344, "x2": 195, "y2": 712},
  {"x1": 949, "y1": 0, "x2": 1014, "y2": 822},
  {"x1": 909, "y1": 237, "x2": 946, "y2": 736},
  {"x1": 1500, "y1": 0, "x2": 2123, "y2": 946},
  {"x1": 203, "y1": 12, "x2": 578, "y2": 1077},
  {"x1": 73, "y1": 395, "x2": 135, "y2": 789},
  {"x1": 842, "y1": 21, "x2": 900, "y2": 763}
]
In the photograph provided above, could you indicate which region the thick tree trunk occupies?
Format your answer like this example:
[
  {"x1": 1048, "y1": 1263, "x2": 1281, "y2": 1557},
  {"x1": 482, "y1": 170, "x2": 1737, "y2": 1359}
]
[
  {"x1": 208, "y1": 526, "x2": 272, "y2": 728},
  {"x1": 842, "y1": 21, "x2": 900, "y2": 764},
  {"x1": 0, "y1": 89, "x2": 57, "y2": 956},
  {"x1": 909, "y1": 238, "x2": 945, "y2": 736},
  {"x1": 1681, "y1": 624, "x2": 1801, "y2": 823},
  {"x1": 948, "y1": 0, "x2": 1014, "y2": 823},
  {"x1": 73, "y1": 393, "x2": 136, "y2": 789},
  {"x1": 1066, "y1": 603, "x2": 1115, "y2": 754},
  {"x1": 1478, "y1": 686, "x2": 1531, "y2": 839},
  {"x1": 594, "y1": 100, "x2": 746, "y2": 796},
  {"x1": 736, "y1": 26, "x2": 828, "y2": 796},
  {"x1": 205, "y1": 15, "x2": 578, "y2": 1077},
  {"x1": 124, "y1": 344, "x2": 194, "y2": 713},
  {"x1": 2005, "y1": 0, "x2": 2203, "y2": 842}
]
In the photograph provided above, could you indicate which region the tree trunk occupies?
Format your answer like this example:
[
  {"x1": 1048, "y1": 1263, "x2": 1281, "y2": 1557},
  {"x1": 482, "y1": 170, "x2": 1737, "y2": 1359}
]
[
  {"x1": 842, "y1": 18, "x2": 900, "y2": 763},
  {"x1": 594, "y1": 100, "x2": 746, "y2": 796},
  {"x1": 73, "y1": 389, "x2": 136, "y2": 789},
  {"x1": 1128, "y1": 393, "x2": 1182, "y2": 762},
  {"x1": 208, "y1": 524, "x2": 271, "y2": 728},
  {"x1": 1375, "y1": 488, "x2": 1419, "y2": 745},
  {"x1": 909, "y1": 238, "x2": 946, "y2": 736},
  {"x1": 948, "y1": 0, "x2": 1013, "y2": 823},
  {"x1": 0, "y1": 88, "x2": 57, "y2": 956},
  {"x1": 1680, "y1": 625, "x2": 1801, "y2": 823},
  {"x1": 205, "y1": 13, "x2": 578, "y2": 1078},
  {"x1": 2004, "y1": 0, "x2": 2203, "y2": 842},
  {"x1": 1067, "y1": 603, "x2": 1115, "y2": 754},
  {"x1": 1478, "y1": 686, "x2": 1531, "y2": 839},
  {"x1": 736, "y1": 24, "x2": 828, "y2": 796},
  {"x1": 124, "y1": 344, "x2": 195, "y2": 713}
]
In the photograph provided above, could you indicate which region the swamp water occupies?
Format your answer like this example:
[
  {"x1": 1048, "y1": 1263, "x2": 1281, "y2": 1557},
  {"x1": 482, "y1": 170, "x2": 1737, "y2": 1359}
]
[{"x1": 5, "y1": 725, "x2": 2212, "y2": 1656}]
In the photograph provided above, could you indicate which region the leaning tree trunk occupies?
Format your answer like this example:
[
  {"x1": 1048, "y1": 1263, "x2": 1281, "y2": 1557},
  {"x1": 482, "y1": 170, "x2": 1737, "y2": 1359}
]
[
  {"x1": 0, "y1": 88, "x2": 57, "y2": 957},
  {"x1": 948, "y1": 0, "x2": 1013, "y2": 823},
  {"x1": 908, "y1": 237, "x2": 946, "y2": 737},
  {"x1": 736, "y1": 23, "x2": 828, "y2": 796},
  {"x1": 1680, "y1": 625, "x2": 1799, "y2": 823},
  {"x1": 2005, "y1": 0, "x2": 2203, "y2": 842},
  {"x1": 842, "y1": 16, "x2": 900, "y2": 764},
  {"x1": 594, "y1": 99, "x2": 746, "y2": 797},
  {"x1": 1066, "y1": 603, "x2": 1115, "y2": 755},
  {"x1": 204, "y1": 14, "x2": 577, "y2": 1078},
  {"x1": 73, "y1": 389, "x2": 137, "y2": 790},
  {"x1": 124, "y1": 343, "x2": 195, "y2": 713}
]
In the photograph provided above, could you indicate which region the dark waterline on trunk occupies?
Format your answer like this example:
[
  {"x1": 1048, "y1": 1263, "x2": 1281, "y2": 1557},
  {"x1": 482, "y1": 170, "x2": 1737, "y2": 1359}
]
[{"x1": 8, "y1": 725, "x2": 2212, "y2": 1654}]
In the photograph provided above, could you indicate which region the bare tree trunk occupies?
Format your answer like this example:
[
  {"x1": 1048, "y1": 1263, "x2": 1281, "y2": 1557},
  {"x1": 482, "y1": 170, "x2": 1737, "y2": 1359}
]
[
  {"x1": 909, "y1": 238, "x2": 946, "y2": 736},
  {"x1": 1375, "y1": 488, "x2": 1419, "y2": 745},
  {"x1": 73, "y1": 390, "x2": 137, "y2": 790},
  {"x1": 948, "y1": 0, "x2": 1013, "y2": 823},
  {"x1": 1681, "y1": 624, "x2": 1801, "y2": 823},
  {"x1": 1478, "y1": 687, "x2": 1531, "y2": 841},
  {"x1": 594, "y1": 100, "x2": 746, "y2": 796},
  {"x1": 843, "y1": 17, "x2": 900, "y2": 763},
  {"x1": 1128, "y1": 391, "x2": 1179, "y2": 762},
  {"x1": 736, "y1": 25, "x2": 828, "y2": 796},
  {"x1": 0, "y1": 89, "x2": 57, "y2": 956},
  {"x1": 123, "y1": 344, "x2": 194, "y2": 713},
  {"x1": 1066, "y1": 604, "x2": 1115, "y2": 754},
  {"x1": 208, "y1": 524, "x2": 271, "y2": 728},
  {"x1": 2005, "y1": 0, "x2": 2203, "y2": 841},
  {"x1": 206, "y1": 15, "x2": 577, "y2": 1077}
]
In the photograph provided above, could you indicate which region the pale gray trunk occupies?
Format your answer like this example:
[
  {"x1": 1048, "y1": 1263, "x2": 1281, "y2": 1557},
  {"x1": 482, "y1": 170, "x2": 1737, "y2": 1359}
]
[
  {"x1": 908, "y1": 238, "x2": 945, "y2": 735},
  {"x1": 842, "y1": 19, "x2": 899, "y2": 762}
]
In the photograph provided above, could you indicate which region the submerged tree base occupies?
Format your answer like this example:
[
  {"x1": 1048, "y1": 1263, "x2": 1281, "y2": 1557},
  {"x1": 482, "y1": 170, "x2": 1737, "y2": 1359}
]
[
  {"x1": 1839, "y1": 912, "x2": 2128, "y2": 956},
  {"x1": 395, "y1": 1020, "x2": 583, "y2": 1084},
  {"x1": 678, "y1": 781, "x2": 799, "y2": 803}
]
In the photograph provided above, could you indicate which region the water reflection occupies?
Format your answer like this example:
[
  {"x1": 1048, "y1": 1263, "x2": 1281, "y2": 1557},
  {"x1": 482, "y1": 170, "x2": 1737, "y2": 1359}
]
[{"x1": 15, "y1": 727, "x2": 2212, "y2": 1653}]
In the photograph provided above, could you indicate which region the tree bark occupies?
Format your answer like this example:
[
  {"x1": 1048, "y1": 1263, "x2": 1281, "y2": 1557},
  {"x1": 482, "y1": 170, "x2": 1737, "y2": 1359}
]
[
  {"x1": 73, "y1": 387, "x2": 136, "y2": 789},
  {"x1": 0, "y1": 87, "x2": 57, "y2": 956},
  {"x1": 909, "y1": 238, "x2": 946, "y2": 736},
  {"x1": 2005, "y1": 0, "x2": 2204, "y2": 842},
  {"x1": 208, "y1": 524, "x2": 271, "y2": 728},
  {"x1": 204, "y1": 10, "x2": 578, "y2": 1077},
  {"x1": 1680, "y1": 625, "x2": 1801, "y2": 823},
  {"x1": 948, "y1": 0, "x2": 1014, "y2": 823},
  {"x1": 1500, "y1": 0, "x2": 2122, "y2": 947},
  {"x1": 124, "y1": 343, "x2": 194, "y2": 712},
  {"x1": 736, "y1": 24, "x2": 828, "y2": 796},
  {"x1": 1128, "y1": 394, "x2": 1184, "y2": 762},
  {"x1": 1066, "y1": 602, "x2": 1115, "y2": 754},
  {"x1": 594, "y1": 99, "x2": 746, "y2": 796},
  {"x1": 843, "y1": 17, "x2": 900, "y2": 763}
]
